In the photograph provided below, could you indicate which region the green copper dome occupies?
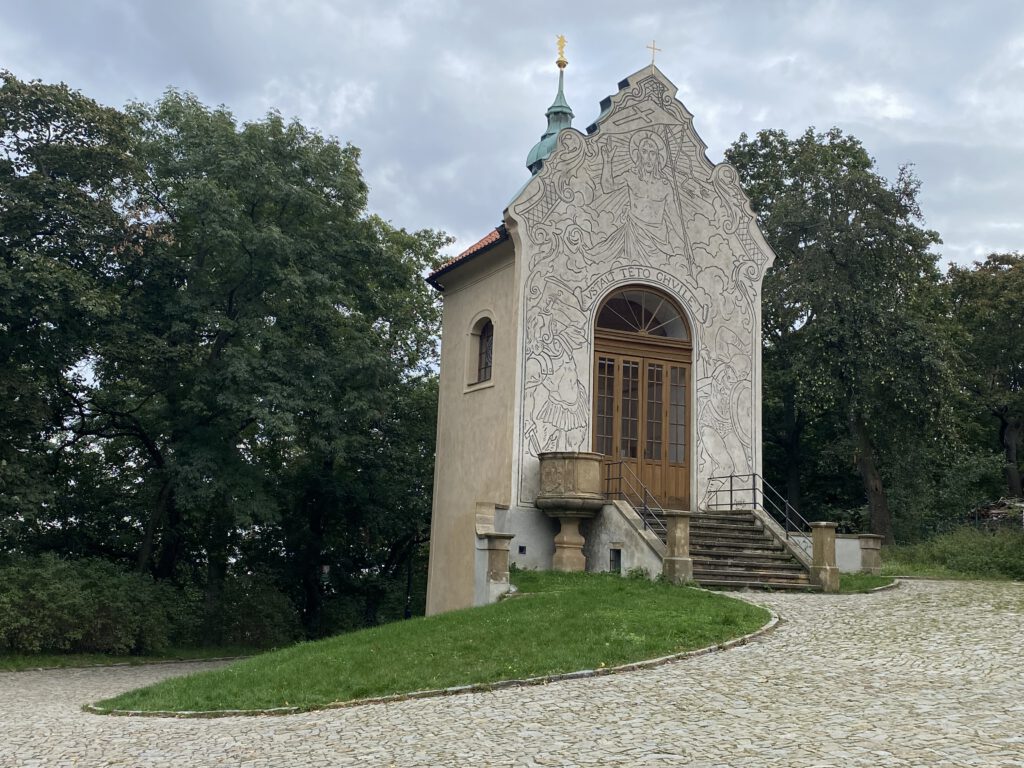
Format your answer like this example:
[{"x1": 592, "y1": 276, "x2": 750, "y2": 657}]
[{"x1": 526, "y1": 68, "x2": 574, "y2": 175}]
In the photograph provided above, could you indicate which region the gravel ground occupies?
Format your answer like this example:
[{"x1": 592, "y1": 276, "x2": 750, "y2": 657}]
[{"x1": 1, "y1": 578, "x2": 1022, "y2": 767}]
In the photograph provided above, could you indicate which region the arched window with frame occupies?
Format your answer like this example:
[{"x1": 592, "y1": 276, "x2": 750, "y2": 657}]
[{"x1": 477, "y1": 319, "x2": 494, "y2": 383}]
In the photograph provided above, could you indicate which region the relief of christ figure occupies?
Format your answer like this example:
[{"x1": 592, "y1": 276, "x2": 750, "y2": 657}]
[{"x1": 589, "y1": 129, "x2": 714, "y2": 270}]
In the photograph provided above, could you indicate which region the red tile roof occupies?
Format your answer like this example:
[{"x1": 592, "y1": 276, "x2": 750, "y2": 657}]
[{"x1": 427, "y1": 225, "x2": 508, "y2": 289}]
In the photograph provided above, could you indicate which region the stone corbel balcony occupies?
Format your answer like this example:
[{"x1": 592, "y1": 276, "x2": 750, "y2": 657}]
[{"x1": 536, "y1": 452, "x2": 606, "y2": 571}]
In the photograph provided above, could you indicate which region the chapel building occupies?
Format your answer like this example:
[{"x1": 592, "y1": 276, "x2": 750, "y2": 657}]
[{"x1": 424, "y1": 53, "x2": 785, "y2": 615}]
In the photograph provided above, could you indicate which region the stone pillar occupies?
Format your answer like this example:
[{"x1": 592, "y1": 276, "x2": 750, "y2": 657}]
[
  {"x1": 474, "y1": 504, "x2": 515, "y2": 604},
  {"x1": 551, "y1": 517, "x2": 586, "y2": 571},
  {"x1": 482, "y1": 532, "x2": 515, "y2": 583},
  {"x1": 662, "y1": 510, "x2": 693, "y2": 584},
  {"x1": 859, "y1": 534, "x2": 883, "y2": 575},
  {"x1": 809, "y1": 522, "x2": 839, "y2": 593},
  {"x1": 536, "y1": 452, "x2": 606, "y2": 573}
]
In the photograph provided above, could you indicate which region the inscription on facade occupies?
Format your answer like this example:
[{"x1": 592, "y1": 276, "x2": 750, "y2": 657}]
[{"x1": 580, "y1": 266, "x2": 693, "y2": 308}]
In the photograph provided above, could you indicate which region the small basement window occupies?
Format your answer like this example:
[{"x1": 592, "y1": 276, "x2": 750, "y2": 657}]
[{"x1": 609, "y1": 548, "x2": 622, "y2": 574}]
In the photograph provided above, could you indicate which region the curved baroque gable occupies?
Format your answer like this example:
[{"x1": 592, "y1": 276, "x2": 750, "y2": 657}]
[{"x1": 507, "y1": 66, "x2": 775, "y2": 505}]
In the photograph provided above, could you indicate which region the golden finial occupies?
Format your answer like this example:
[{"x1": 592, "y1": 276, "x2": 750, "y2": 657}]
[
  {"x1": 647, "y1": 39, "x2": 661, "y2": 65},
  {"x1": 556, "y1": 34, "x2": 568, "y2": 69}
]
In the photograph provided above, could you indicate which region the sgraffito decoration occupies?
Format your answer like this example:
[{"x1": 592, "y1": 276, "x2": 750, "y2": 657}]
[{"x1": 508, "y1": 67, "x2": 775, "y2": 504}]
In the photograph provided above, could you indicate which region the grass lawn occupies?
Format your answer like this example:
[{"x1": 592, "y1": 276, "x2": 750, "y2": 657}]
[
  {"x1": 880, "y1": 559, "x2": 980, "y2": 580},
  {"x1": 838, "y1": 573, "x2": 895, "y2": 593},
  {"x1": 92, "y1": 570, "x2": 770, "y2": 713},
  {"x1": 0, "y1": 646, "x2": 254, "y2": 673}
]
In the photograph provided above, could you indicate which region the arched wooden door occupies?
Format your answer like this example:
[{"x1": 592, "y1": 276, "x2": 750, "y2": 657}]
[{"x1": 592, "y1": 287, "x2": 691, "y2": 509}]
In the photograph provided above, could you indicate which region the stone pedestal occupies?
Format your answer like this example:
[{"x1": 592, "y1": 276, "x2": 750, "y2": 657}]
[
  {"x1": 480, "y1": 531, "x2": 515, "y2": 583},
  {"x1": 551, "y1": 517, "x2": 587, "y2": 571},
  {"x1": 663, "y1": 510, "x2": 693, "y2": 584},
  {"x1": 809, "y1": 521, "x2": 840, "y2": 593},
  {"x1": 536, "y1": 452, "x2": 606, "y2": 572},
  {"x1": 474, "y1": 503, "x2": 515, "y2": 603},
  {"x1": 859, "y1": 534, "x2": 883, "y2": 575}
]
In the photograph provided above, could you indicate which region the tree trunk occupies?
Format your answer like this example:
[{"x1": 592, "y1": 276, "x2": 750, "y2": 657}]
[
  {"x1": 782, "y1": 388, "x2": 803, "y2": 514},
  {"x1": 301, "y1": 564, "x2": 323, "y2": 639},
  {"x1": 997, "y1": 413, "x2": 1023, "y2": 498},
  {"x1": 125, "y1": 425, "x2": 170, "y2": 577},
  {"x1": 849, "y1": 411, "x2": 894, "y2": 544},
  {"x1": 300, "y1": 458, "x2": 332, "y2": 638},
  {"x1": 153, "y1": 486, "x2": 183, "y2": 580},
  {"x1": 202, "y1": 497, "x2": 233, "y2": 645},
  {"x1": 136, "y1": 478, "x2": 171, "y2": 575},
  {"x1": 363, "y1": 583, "x2": 385, "y2": 627}
]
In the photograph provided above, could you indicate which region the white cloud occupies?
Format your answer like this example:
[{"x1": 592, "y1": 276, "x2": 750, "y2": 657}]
[
  {"x1": 1, "y1": 0, "x2": 1022, "y2": 266},
  {"x1": 255, "y1": 76, "x2": 376, "y2": 134},
  {"x1": 834, "y1": 83, "x2": 914, "y2": 121},
  {"x1": 326, "y1": 81, "x2": 377, "y2": 128},
  {"x1": 956, "y1": 35, "x2": 1024, "y2": 132}
]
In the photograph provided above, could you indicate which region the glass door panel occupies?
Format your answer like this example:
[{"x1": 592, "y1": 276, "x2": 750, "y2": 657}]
[
  {"x1": 595, "y1": 357, "x2": 615, "y2": 456},
  {"x1": 620, "y1": 360, "x2": 640, "y2": 460},
  {"x1": 669, "y1": 365, "x2": 686, "y2": 464},
  {"x1": 645, "y1": 363, "x2": 663, "y2": 461}
]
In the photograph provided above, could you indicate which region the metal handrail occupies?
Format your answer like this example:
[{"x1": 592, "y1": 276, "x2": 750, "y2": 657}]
[
  {"x1": 603, "y1": 460, "x2": 668, "y2": 542},
  {"x1": 705, "y1": 473, "x2": 813, "y2": 558}
]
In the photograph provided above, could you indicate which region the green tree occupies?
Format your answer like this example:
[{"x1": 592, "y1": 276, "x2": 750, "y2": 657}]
[
  {"x1": 1, "y1": 76, "x2": 445, "y2": 643},
  {"x1": 0, "y1": 72, "x2": 136, "y2": 538},
  {"x1": 73, "y1": 91, "x2": 443, "y2": 622},
  {"x1": 271, "y1": 374, "x2": 439, "y2": 635},
  {"x1": 947, "y1": 254, "x2": 1024, "y2": 497},
  {"x1": 726, "y1": 128, "x2": 951, "y2": 542}
]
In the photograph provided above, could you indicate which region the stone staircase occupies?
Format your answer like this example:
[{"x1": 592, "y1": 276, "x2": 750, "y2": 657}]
[{"x1": 685, "y1": 508, "x2": 819, "y2": 591}]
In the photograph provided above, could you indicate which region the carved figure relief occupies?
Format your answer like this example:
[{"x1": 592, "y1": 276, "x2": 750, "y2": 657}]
[
  {"x1": 697, "y1": 327, "x2": 753, "y2": 476},
  {"x1": 587, "y1": 129, "x2": 702, "y2": 270},
  {"x1": 523, "y1": 277, "x2": 590, "y2": 455},
  {"x1": 508, "y1": 67, "x2": 775, "y2": 504}
]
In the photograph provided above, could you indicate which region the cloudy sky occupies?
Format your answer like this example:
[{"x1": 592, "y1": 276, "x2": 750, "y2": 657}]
[{"x1": 3, "y1": 0, "x2": 1022, "y2": 266}]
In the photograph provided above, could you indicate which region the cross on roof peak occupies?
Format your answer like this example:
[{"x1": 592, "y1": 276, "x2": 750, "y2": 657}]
[{"x1": 646, "y1": 39, "x2": 662, "y2": 65}]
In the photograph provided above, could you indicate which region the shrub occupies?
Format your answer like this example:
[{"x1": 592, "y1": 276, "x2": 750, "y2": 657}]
[
  {"x1": 888, "y1": 449, "x2": 1006, "y2": 543},
  {"x1": 0, "y1": 555, "x2": 186, "y2": 654},
  {"x1": 215, "y1": 574, "x2": 302, "y2": 649},
  {"x1": 886, "y1": 527, "x2": 1024, "y2": 580}
]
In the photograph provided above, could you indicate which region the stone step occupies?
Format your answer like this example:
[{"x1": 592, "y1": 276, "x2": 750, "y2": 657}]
[
  {"x1": 673, "y1": 506, "x2": 814, "y2": 591},
  {"x1": 694, "y1": 558, "x2": 808, "y2": 572},
  {"x1": 690, "y1": 512, "x2": 758, "y2": 525},
  {"x1": 690, "y1": 544, "x2": 789, "y2": 558},
  {"x1": 690, "y1": 534, "x2": 779, "y2": 548},
  {"x1": 696, "y1": 578, "x2": 821, "y2": 592},
  {"x1": 691, "y1": 556, "x2": 805, "y2": 571},
  {"x1": 693, "y1": 566, "x2": 809, "y2": 582},
  {"x1": 692, "y1": 528, "x2": 770, "y2": 540},
  {"x1": 691, "y1": 530, "x2": 766, "y2": 541},
  {"x1": 694, "y1": 566, "x2": 812, "y2": 580},
  {"x1": 688, "y1": 520, "x2": 761, "y2": 532},
  {"x1": 699, "y1": 507, "x2": 760, "y2": 517}
]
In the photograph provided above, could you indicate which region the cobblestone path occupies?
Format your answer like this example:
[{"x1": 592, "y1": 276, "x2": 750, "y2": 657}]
[{"x1": 2, "y1": 579, "x2": 1022, "y2": 767}]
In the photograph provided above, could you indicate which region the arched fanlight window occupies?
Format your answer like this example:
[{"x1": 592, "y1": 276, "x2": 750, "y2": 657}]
[
  {"x1": 596, "y1": 288, "x2": 689, "y2": 339},
  {"x1": 477, "y1": 320, "x2": 494, "y2": 382}
]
